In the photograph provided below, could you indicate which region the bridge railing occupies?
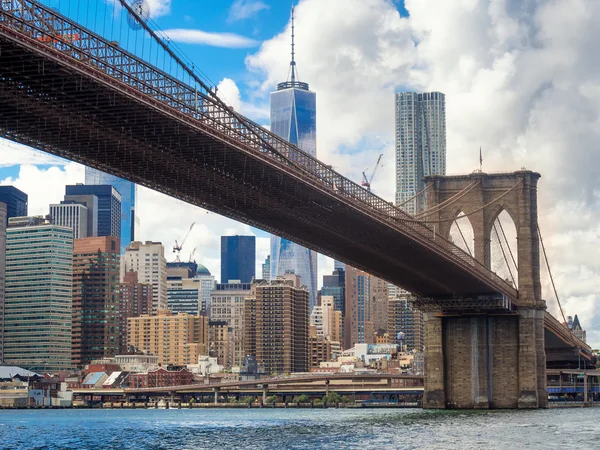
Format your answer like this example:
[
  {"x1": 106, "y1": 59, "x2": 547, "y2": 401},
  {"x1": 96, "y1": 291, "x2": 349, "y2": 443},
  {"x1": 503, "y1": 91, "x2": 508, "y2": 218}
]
[{"x1": 0, "y1": 0, "x2": 516, "y2": 299}]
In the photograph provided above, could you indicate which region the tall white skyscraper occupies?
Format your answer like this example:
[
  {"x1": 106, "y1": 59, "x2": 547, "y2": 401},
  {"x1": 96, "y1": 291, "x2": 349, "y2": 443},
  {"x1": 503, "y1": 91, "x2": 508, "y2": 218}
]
[
  {"x1": 122, "y1": 241, "x2": 167, "y2": 313},
  {"x1": 395, "y1": 92, "x2": 446, "y2": 214},
  {"x1": 270, "y1": 7, "x2": 318, "y2": 311},
  {"x1": 49, "y1": 203, "x2": 89, "y2": 239}
]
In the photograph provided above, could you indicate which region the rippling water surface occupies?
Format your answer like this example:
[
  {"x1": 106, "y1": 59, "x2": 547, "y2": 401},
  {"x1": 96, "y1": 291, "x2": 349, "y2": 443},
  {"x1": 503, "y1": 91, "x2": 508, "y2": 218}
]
[{"x1": 0, "y1": 408, "x2": 598, "y2": 449}]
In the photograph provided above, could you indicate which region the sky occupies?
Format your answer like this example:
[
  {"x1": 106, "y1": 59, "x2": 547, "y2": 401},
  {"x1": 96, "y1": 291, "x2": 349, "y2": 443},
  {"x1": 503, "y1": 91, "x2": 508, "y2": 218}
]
[{"x1": 1, "y1": 0, "x2": 599, "y2": 346}]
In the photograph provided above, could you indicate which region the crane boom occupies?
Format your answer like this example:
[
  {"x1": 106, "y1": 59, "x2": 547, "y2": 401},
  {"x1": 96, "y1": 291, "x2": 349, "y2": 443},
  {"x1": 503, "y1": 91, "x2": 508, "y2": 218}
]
[
  {"x1": 173, "y1": 222, "x2": 195, "y2": 262},
  {"x1": 361, "y1": 153, "x2": 384, "y2": 192}
]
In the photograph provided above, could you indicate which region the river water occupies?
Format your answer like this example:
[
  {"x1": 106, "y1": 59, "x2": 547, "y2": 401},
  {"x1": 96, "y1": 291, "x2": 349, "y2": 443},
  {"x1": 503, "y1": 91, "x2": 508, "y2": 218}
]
[{"x1": 0, "y1": 408, "x2": 598, "y2": 449}]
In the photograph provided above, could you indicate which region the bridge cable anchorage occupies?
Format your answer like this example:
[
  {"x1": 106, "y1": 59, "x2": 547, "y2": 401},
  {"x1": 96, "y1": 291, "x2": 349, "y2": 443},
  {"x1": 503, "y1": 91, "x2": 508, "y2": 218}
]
[
  {"x1": 399, "y1": 180, "x2": 522, "y2": 224},
  {"x1": 537, "y1": 224, "x2": 570, "y2": 333},
  {"x1": 397, "y1": 181, "x2": 433, "y2": 208},
  {"x1": 414, "y1": 180, "x2": 480, "y2": 218},
  {"x1": 493, "y1": 222, "x2": 516, "y2": 287}
]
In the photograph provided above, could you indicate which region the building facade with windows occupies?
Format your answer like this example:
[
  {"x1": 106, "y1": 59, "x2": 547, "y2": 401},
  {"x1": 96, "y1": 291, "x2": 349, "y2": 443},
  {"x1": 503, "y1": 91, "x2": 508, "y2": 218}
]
[
  {"x1": 127, "y1": 311, "x2": 208, "y2": 366},
  {"x1": 49, "y1": 203, "x2": 89, "y2": 239},
  {"x1": 4, "y1": 220, "x2": 73, "y2": 372},
  {"x1": 85, "y1": 167, "x2": 137, "y2": 253},
  {"x1": 118, "y1": 271, "x2": 152, "y2": 353},
  {"x1": 0, "y1": 186, "x2": 27, "y2": 224},
  {"x1": 72, "y1": 236, "x2": 121, "y2": 367},
  {"x1": 65, "y1": 184, "x2": 121, "y2": 243},
  {"x1": 122, "y1": 241, "x2": 167, "y2": 313},
  {"x1": 244, "y1": 274, "x2": 309, "y2": 375},
  {"x1": 395, "y1": 92, "x2": 446, "y2": 214},
  {"x1": 220, "y1": 235, "x2": 255, "y2": 284},
  {"x1": 210, "y1": 281, "x2": 251, "y2": 368},
  {"x1": 0, "y1": 203, "x2": 5, "y2": 362}
]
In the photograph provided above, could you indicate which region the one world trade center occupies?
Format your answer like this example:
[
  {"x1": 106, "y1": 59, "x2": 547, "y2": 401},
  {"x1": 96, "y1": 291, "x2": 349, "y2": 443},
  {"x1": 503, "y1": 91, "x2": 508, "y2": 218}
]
[{"x1": 269, "y1": 7, "x2": 318, "y2": 311}]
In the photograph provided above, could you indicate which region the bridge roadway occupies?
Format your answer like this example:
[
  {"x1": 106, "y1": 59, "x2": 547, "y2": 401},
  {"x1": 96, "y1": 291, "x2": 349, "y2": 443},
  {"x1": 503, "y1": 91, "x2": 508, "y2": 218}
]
[{"x1": 0, "y1": 0, "x2": 516, "y2": 303}]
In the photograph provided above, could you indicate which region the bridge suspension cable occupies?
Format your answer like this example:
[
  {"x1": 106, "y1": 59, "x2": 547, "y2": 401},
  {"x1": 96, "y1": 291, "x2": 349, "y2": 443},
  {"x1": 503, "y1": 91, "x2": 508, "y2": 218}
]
[
  {"x1": 492, "y1": 222, "x2": 516, "y2": 287},
  {"x1": 415, "y1": 181, "x2": 479, "y2": 218},
  {"x1": 398, "y1": 180, "x2": 522, "y2": 224},
  {"x1": 397, "y1": 182, "x2": 433, "y2": 208},
  {"x1": 497, "y1": 217, "x2": 518, "y2": 271},
  {"x1": 453, "y1": 216, "x2": 473, "y2": 257},
  {"x1": 537, "y1": 224, "x2": 568, "y2": 327}
]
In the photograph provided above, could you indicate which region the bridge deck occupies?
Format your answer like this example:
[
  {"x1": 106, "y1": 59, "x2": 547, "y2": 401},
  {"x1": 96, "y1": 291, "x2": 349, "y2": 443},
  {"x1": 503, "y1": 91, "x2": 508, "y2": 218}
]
[{"x1": 0, "y1": 1, "x2": 517, "y2": 302}]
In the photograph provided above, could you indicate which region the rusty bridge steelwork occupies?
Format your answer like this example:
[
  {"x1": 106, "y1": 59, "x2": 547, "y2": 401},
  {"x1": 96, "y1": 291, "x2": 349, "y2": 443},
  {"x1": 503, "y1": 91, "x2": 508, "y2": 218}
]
[{"x1": 0, "y1": 0, "x2": 517, "y2": 306}]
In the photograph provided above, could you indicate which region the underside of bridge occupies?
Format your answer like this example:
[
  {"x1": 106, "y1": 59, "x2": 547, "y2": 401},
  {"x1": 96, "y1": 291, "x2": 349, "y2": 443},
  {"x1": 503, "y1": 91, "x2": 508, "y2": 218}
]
[{"x1": 0, "y1": 3, "x2": 513, "y2": 300}]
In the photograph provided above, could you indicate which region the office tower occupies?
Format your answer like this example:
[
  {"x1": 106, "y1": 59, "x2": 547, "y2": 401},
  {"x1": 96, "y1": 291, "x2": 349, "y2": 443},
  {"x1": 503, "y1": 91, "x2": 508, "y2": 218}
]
[
  {"x1": 261, "y1": 255, "x2": 271, "y2": 282},
  {"x1": 127, "y1": 310, "x2": 208, "y2": 366},
  {"x1": 72, "y1": 237, "x2": 120, "y2": 367},
  {"x1": 4, "y1": 218, "x2": 73, "y2": 372},
  {"x1": 122, "y1": 241, "x2": 167, "y2": 313},
  {"x1": 270, "y1": 9, "x2": 318, "y2": 311},
  {"x1": 371, "y1": 277, "x2": 389, "y2": 337},
  {"x1": 85, "y1": 167, "x2": 137, "y2": 253},
  {"x1": 65, "y1": 185, "x2": 121, "y2": 242},
  {"x1": 210, "y1": 281, "x2": 251, "y2": 368},
  {"x1": 167, "y1": 275, "x2": 202, "y2": 316},
  {"x1": 322, "y1": 268, "x2": 345, "y2": 343},
  {"x1": 0, "y1": 186, "x2": 27, "y2": 223},
  {"x1": 387, "y1": 293, "x2": 424, "y2": 352},
  {"x1": 344, "y1": 266, "x2": 388, "y2": 349},
  {"x1": 119, "y1": 271, "x2": 152, "y2": 353},
  {"x1": 49, "y1": 202, "x2": 89, "y2": 239},
  {"x1": 395, "y1": 91, "x2": 446, "y2": 214},
  {"x1": 0, "y1": 203, "x2": 5, "y2": 362},
  {"x1": 166, "y1": 261, "x2": 198, "y2": 279},
  {"x1": 62, "y1": 193, "x2": 98, "y2": 238},
  {"x1": 220, "y1": 236, "x2": 256, "y2": 284},
  {"x1": 244, "y1": 274, "x2": 309, "y2": 374}
]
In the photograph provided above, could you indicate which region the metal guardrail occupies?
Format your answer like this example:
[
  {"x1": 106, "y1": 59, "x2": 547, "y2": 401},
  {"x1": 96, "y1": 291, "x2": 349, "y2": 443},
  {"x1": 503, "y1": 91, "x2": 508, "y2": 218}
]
[{"x1": 0, "y1": 0, "x2": 517, "y2": 300}]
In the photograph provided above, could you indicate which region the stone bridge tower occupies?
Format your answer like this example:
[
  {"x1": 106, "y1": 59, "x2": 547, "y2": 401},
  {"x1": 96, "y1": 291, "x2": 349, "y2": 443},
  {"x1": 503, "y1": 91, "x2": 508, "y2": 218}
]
[{"x1": 421, "y1": 170, "x2": 547, "y2": 409}]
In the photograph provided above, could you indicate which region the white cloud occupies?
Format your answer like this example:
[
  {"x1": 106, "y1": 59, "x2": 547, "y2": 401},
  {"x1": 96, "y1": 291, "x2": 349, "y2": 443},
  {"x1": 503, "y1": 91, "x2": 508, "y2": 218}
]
[
  {"x1": 145, "y1": 0, "x2": 171, "y2": 18},
  {"x1": 162, "y1": 28, "x2": 259, "y2": 48},
  {"x1": 245, "y1": 0, "x2": 600, "y2": 345},
  {"x1": 228, "y1": 0, "x2": 270, "y2": 22},
  {"x1": 0, "y1": 140, "x2": 70, "y2": 168},
  {"x1": 217, "y1": 78, "x2": 269, "y2": 120}
]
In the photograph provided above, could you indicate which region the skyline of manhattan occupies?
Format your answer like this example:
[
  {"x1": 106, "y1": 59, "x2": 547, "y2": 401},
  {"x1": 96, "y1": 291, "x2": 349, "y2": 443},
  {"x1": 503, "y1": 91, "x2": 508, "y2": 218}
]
[{"x1": 0, "y1": 0, "x2": 598, "y2": 347}]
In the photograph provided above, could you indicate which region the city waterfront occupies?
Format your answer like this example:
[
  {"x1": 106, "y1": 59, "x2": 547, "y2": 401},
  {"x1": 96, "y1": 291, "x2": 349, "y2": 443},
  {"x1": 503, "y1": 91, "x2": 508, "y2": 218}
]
[{"x1": 0, "y1": 408, "x2": 598, "y2": 449}]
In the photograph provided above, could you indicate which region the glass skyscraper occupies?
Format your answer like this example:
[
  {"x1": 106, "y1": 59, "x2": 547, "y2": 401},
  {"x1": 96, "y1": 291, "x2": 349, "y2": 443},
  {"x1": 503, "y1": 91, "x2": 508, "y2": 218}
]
[
  {"x1": 395, "y1": 92, "x2": 446, "y2": 214},
  {"x1": 269, "y1": 9, "x2": 318, "y2": 311},
  {"x1": 220, "y1": 235, "x2": 256, "y2": 284},
  {"x1": 85, "y1": 167, "x2": 137, "y2": 253}
]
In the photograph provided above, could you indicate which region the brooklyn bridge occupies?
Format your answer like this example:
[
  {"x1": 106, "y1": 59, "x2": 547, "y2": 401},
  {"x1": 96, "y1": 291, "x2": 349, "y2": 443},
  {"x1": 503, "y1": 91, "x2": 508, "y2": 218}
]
[{"x1": 0, "y1": 0, "x2": 591, "y2": 409}]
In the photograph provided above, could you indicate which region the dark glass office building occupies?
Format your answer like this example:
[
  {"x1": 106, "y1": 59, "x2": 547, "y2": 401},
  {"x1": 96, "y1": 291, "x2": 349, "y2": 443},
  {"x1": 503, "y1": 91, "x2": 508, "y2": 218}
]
[
  {"x1": 65, "y1": 185, "x2": 121, "y2": 242},
  {"x1": 0, "y1": 186, "x2": 27, "y2": 223},
  {"x1": 85, "y1": 167, "x2": 137, "y2": 254},
  {"x1": 221, "y1": 236, "x2": 255, "y2": 284}
]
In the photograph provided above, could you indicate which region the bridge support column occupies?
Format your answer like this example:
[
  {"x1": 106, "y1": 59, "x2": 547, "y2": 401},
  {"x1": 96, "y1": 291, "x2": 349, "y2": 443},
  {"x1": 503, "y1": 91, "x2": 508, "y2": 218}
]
[
  {"x1": 262, "y1": 385, "x2": 268, "y2": 404},
  {"x1": 424, "y1": 311, "x2": 546, "y2": 409},
  {"x1": 423, "y1": 313, "x2": 445, "y2": 408},
  {"x1": 213, "y1": 388, "x2": 219, "y2": 405}
]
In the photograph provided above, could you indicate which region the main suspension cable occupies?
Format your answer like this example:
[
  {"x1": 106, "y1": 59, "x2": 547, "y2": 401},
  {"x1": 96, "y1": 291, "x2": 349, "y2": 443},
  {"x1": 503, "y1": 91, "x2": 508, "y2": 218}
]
[
  {"x1": 415, "y1": 181, "x2": 479, "y2": 218},
  {"x1": 538, "y1": 224, "x2": 568, "y2": 328}
]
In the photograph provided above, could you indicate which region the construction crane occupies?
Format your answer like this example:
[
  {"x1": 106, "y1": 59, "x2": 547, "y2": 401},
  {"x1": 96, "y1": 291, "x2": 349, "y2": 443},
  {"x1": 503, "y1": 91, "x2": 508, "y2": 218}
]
[
  {"x1": 173, "y1": 222, "x2": 195, "y2": 262},
  {"x1": 361, "y1": 153, "x2": 383, "y2": 192},
  {"x1": 188, "y1": 247, "x2": 197, "y2": 263}
]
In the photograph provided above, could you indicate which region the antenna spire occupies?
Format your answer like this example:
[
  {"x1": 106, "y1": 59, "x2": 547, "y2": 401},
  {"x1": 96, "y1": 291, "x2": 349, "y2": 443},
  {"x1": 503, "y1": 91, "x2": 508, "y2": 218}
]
[{"x1": 290, "y1": 4, "x2": 296, "y2": 83}]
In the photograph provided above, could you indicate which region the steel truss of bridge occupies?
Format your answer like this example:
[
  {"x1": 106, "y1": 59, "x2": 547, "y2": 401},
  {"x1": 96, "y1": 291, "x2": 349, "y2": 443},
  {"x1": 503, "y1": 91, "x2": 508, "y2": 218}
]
[{"x1": 0, "y1": 0, "x2": 516, "y2": 303}]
